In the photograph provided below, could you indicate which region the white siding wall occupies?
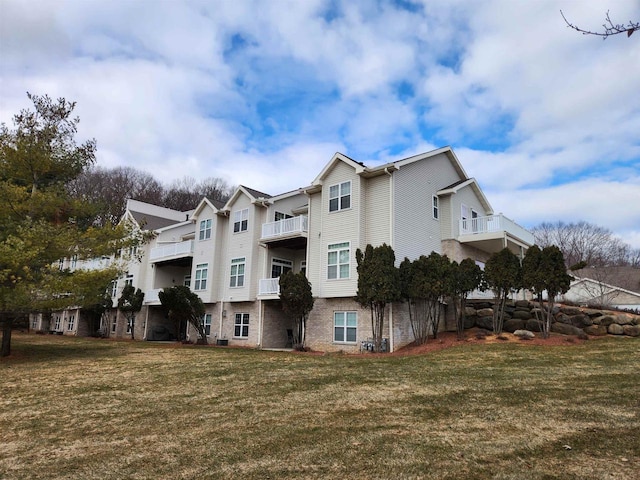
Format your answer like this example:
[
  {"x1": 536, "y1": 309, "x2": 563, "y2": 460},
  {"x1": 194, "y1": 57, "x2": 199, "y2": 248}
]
[
  {"x1": 364, "y1": 175, "x2": 391, "y2": 247},
  {"x1": 314, "y1": 161, "x2": 361, "y2": 298},
  {"x1": 224, "y1": 194, "x2": 254, "y2": 302},
  {"x1": 451, "y1": 185, "x2": 489, "y2": 238},
  {"x1": 192, "y1": 204, "x2": 217, "y2": 303},
  {"x1": 267, "y1": 193, "x2": 307, "y2": 222},
  {"x1": 306, "y1": 191, "x2": 322, "y2": 297},
  {"x1": 393, "y1": 153, "x2": 461, "y2": 263}
]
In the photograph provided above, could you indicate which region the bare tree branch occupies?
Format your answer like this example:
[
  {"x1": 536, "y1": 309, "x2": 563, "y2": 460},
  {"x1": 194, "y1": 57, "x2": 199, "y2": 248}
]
[{"x1": 561, "y1": 10, "x2": 640, "y2": 39}]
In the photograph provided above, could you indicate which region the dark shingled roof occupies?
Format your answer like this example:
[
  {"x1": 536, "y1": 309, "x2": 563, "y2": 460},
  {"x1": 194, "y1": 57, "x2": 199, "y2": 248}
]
[
  {"x1": 241, "y1": 185, "x2": 272, "y2": 199},
  {"x1": 129, "y1": 211, "x2": 184, "y2": 230},
  {"x1": 205, "y1": 197, "x2": 226, "y2": 210}
]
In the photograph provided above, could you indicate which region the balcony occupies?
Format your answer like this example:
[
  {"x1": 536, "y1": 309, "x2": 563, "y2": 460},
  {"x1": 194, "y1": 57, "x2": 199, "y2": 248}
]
[
  {"x1": 458, "y1": 214, "x2": 534, "y2": 254},
  {"x1": 150, "y1": 240, "x2": 194, "y2": 264},
  {"x1": 144, "y1": 288, "x2": 162, "y2": 304},
  {"x1": 258, "y1": 278, "x2": 280, "y2": 298},
  {"x1": 261, "y1": 216, "x2": 308, "y2": 249}
]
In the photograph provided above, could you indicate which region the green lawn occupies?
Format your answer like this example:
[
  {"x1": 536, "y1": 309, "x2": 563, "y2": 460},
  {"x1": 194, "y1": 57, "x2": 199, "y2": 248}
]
[{"x1": 1, "y1": 333, "x2": 639, "y2": 479}]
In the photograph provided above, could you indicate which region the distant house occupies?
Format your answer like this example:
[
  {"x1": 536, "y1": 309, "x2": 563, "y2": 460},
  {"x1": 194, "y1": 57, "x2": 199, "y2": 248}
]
[
  {"x1": 561, "y1": 267, "x2": 640, "y2": 310},
  {"x1": 35, "y1": 146, "x2": 535, "y2": 351}
]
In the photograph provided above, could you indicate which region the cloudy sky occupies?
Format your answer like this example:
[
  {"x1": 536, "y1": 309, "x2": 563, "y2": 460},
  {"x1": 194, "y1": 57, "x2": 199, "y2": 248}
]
[{"x1": 1, "y1": 0, "x2": 639, "y2": 247}]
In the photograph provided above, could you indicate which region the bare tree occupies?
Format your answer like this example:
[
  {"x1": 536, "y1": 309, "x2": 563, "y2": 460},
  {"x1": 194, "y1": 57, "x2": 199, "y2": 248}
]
[
  {"x1": 68, "y1": 166, "x2": 163, "y2": 226},
  {"x1": 162, "y1": 176, "x2": 233, "y2": 211},
  {"x1": 532, "y1": 221, "x2": 634, "y2": 269},
  {"x1": 561, "y1": 10, "x2": 639, "y2": 39}
]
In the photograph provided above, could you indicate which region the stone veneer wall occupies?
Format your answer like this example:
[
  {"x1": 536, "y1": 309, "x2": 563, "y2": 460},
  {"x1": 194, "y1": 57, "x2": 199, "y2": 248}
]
[{"x1": 464, "y1": 300, "x2": 640, "y2": 338}]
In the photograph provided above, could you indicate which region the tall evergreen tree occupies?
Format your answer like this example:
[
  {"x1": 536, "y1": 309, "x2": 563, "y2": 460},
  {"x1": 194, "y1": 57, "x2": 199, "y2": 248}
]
[
  {"x1": 356, "y1": 244, "x2": 400, "y2": 352},
  {"x1": 279, "y1": 271, "x2": 314, "y2": 350},
  {"x1": 159, "y1": 285, "x2": 207, "y2": 344},
  {"x1": 484, "y1": 248, "x2": 522, "y2": 335},
  {"x1": 0, "y1": 93, "x2": 131, "y2": 356}
]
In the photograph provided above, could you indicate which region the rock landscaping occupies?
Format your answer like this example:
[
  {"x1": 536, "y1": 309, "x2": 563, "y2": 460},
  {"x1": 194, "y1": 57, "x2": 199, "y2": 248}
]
[{"x1": 464, "y1": 300, "x2": 640, "y2": 338}]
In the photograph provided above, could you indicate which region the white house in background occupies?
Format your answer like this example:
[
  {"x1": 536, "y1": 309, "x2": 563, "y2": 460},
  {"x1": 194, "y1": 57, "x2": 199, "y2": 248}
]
[
  {"x1": 561, "y1": 276, "x2": 640, "y2": 311},
  {"x1": 35, "y1": 146, "x2": 535, "y2": 352}
]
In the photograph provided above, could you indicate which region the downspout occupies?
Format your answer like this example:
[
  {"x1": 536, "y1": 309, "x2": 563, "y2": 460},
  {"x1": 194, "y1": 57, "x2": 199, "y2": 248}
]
[
  {"x1": 384, "y1": 166, "x2": 395, "y2": 352},
  {"x1": 143, "y1": 306, "x2": 149, "y2": 340},
  {"x1": 257, "y1": 299, "x2": 263, "y2": 348}
]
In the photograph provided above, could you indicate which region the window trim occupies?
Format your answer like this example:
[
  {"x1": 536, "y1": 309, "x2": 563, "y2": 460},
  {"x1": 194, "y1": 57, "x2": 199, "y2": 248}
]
[
  {"x1": 271, "y1": 257, "x2": 293, "y2": 278},
  {"x1": 234, "y1": 313, "x2": 250, "y2": 339},
  {"x1": 67, "y1": 314, "x2": 75, "y2": 331},
  {"x1": 202, "y1": 313, "x2": 212, "y2": 337},
  {"x1": 230, "y1": 257, "x2": 246, "y2": 288},
  {"x1": 327, "y1": 241, "x2": 350, "y2": 280},
  {"x1": 328, "y1": 181, "x2": 352, "y2": 212},
  {"x1": 233, "y1": 208, "x2": 249, "y2": 233},
  {"x1": 199, "y1": 218, "x2": 212, "y2": 241},
  {"x1": 432, "y1": 195, "x2": 439, "y2": 220},
  {"x1": 334, "y1": 311, "x2": 357, "y2": 344},
  {"x1": 194, "y1": 263, "x2": 208, "y2": 291}
]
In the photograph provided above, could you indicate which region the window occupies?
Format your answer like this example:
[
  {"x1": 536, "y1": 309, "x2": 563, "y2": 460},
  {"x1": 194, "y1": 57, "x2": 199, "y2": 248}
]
[
  {"x1": 67, "y1": 314, "x2": 75, "y2": 331},
  {"x1": 184, "y1": 275, "x2": 191, "y2": 288},
  {"x1": 194, "y1": 264, "x2": 208, "y2": 290},
  {"x1": 54, "y1": 316, "x2": 61, "y2": 331},
  {"x1": 126, "y1": 317, "x2": 133, "y2": 334},
  {"x1": 234, "y1": 313, "x2": 249, "y2": 338},
  {"x1": 328, "y1": 242, "x2": 350, "y2": 279},
  {"x1": 230, "y1": 257, "x2": 245, "y2": 287},
  {"x1": 275, "y1": 211, "x2": 293, "y2": 221},
  {"x1": 334, "y1": 311, "x2": 357, "y2": 343},
  {"x1": 111, "y1": 315, "x2": 117, "y2": 333},
  {"x1": 124, "y1": 274, "x2": 133, "y2": 287},
  {"x1": 201, "y1": 314, "x2": 212, "y2": 336},
  {"x1": 110, "y1": 280, "x2": 118, "y2": 298},
  {"x1": 58, "y1": 259, "x2": 64, "y2": 271},
  {"x1": 233, "y1": 208, "x2": 249, "y2": 233},
  {"x1": 71, "y1": 254, "x2": 78, "y2": 269},
  {"x1": 329, "y1": 181, "x2": 351, "y2": 212},
  {"x1": 271, "y1": 258, "x2": 293, "y2": 278},
  {"x1": 432, "y1": 196, "x2": 439, "y2": 220},
  {"x1": 31, "y1": 317, "x2": 38, "y2": 329},
  {"x1": 300, "y1": 261, "x2": 307, "y2": 276},
  {"x1": 199, "y1": 219, "x2": 212, "y2": 240}
]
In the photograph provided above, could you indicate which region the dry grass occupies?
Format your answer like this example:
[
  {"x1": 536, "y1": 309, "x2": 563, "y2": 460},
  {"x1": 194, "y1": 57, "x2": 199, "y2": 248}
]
[{"x1": 1, "y1": 332, "x2": 639, "y2": 479}]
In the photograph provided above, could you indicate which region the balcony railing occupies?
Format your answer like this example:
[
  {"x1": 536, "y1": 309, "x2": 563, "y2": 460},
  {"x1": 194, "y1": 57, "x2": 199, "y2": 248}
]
[
  {"x1": 259, "y1": 278, "x2": 280, "y2": 296},
  {"x1": 150, "y1": 240, "x2": 194, "y2": 262},
  {"x1": 261, "y1": 215, "x2": 308, "y2": 240},
  {"x1": 144, "y1": 288, "x2": 162, "y2": 304},
  {"x1": 459, "y1": 214, "x2": 534, "y2": 245}
]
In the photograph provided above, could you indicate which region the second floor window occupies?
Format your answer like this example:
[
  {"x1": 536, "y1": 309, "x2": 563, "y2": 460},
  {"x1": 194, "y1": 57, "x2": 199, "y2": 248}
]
[
  {"x1": 432, "y1": 196, "x2": 439, "y2": 219},
  {"x1": 124, "y1": 274, "x2": 134, "y2": 287},
  {"x1": 329, "y1": 181, "x2": 351, "y2": 212},
  {"x1": 199, "y1": 219, "x2": 212, "y2": 240},
  {"x1": 233, "y1": 208, "x2": 249, "y2": 233},
  {"x1": 230, "y1": 257, "x2": 245, "y2": 287},
  {"x1": 194, "y1": 264, "x2": 208, "y2": 290},
  {"x1": 328, "y1": 242, "x2": 350, "y2": 279},
  {"x1": 67, "y1": 315, "x2": 75, "y2": 331}
]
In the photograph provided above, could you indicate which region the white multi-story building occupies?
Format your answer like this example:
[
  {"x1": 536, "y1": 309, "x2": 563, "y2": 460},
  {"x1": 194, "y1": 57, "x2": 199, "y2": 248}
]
[{"x1": 33, "y1": 147, "x2": 534, "y2": 352}]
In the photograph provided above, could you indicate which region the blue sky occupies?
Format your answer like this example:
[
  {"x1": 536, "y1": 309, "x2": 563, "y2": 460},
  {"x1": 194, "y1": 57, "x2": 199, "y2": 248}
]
[{"x1": 1, "y1": 0, "x2": 639, "y2": 248}]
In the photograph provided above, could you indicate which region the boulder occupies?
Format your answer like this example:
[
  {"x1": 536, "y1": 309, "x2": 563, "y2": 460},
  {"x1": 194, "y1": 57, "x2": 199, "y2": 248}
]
[
  {"x1": 560, "y1": 306, "x2": 582, "y2": 316},
  {"x1": 608, "y1": 323, "x2": 624, "y2": 335},
  {"x1": 570, "y1": 314, "x2": 593, "y2": 328},
  {"x1": 599, "y1": 316, "x2": 616, "y2": 327},
  {"x1": 503, "y1": 319, "x2": 526, "y2": 333},
  {"x1": 514, "y1": 329, "x2": 535, "y2": 339},
  {"x1": 476, "y1": 316, "x2": 494, "y2": 330},
  {"x1": 555, "y1": 313, "x2": 572, "y2": 325},
  {"x1": 512, "y1": 310, "x2": 532, "y2": 320},
  {"x1": 584, "y1": 325, "x2": 608, "y2": 336},
  {"x1": 515, "y1": 300, "x2": 531, "y2": 308},
  {"x1": 463, "y1": 316, "x2": 476, "y2": 329},
  {"x1": 464, "y1": 306, "x2": 477, "y2": 317},
  {"x1": 623, "y1": 325, "x2": 640, "y2": 337},
  {"x1": 476, "y1": 308, "x2": 494, "y2": 318},
  {"x1": 614, "y1": 315, "x2": 633, "y2": 326},
  {"x1": 551, "y1": 322, "x2": 586, "y2": 338},
  {"x1": 584, "y1": 309, "x2": 604, "y2": 319},
  {"x1": 526, "y1": 319, "x2": 543, "y2": 332}
]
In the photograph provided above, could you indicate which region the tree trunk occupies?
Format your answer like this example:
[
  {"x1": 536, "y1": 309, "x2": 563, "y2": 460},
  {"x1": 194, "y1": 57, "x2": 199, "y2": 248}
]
[{"x1": 1, "y1": 318, "x2": 13, "y2": 357}]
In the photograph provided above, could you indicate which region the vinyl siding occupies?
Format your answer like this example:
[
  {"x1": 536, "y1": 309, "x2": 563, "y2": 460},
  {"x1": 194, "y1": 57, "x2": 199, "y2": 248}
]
[
  {"x1": 224, "y1": 194, "x2": 256, "y2": 302},
  {"x1": 393, "y1": 153, "x2": 462, "y2": 263},
  {"x1": 307, "y1": 191, "x2": 322, "y2": 297},
  {"x1": 364, "y1": 175, "x2": 391, "y2": 247},
  {"x1": 451, "y1": 185, "x2": 489, "y2": 238},
  {"x1": 315, "y1": 161, "x2": 360, "y2": 298}
]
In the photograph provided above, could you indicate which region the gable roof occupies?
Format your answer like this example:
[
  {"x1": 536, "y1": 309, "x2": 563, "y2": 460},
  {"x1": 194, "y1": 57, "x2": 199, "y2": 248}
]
[
  {"x1": 570, "y1": 276, "x2": 640, "y2": 300},
  {"x1": 572, "y1": 267, "x2": 640, "y2": 294},
  {"x1": 221, "y1": 185, "x2": 272, "y2": 212},
  {"x1": 437, "y1": 178, "x2": 493, "y2": 215}
]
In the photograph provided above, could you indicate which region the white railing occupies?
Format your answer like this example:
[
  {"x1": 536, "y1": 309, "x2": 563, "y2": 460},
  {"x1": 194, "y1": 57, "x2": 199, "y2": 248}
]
[
  {"x1": 150, "y1": 240, "x2": 194, "y2": 261},
  {"x1": 261, "y1": 215, "x2": 308, "y2": 239},
  {"x1": 144, "y1": 288, "x2": 162, "y2": 304},
  {"x1": 80, "y1": 257, "x2": 112, "y2": 271},
  {"x1": 459, "y1": 214, "x2": 534, "y2": 244},
  {"x1": 259, "y1": 278, "x2": 280, "y2": 296}
]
